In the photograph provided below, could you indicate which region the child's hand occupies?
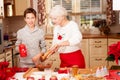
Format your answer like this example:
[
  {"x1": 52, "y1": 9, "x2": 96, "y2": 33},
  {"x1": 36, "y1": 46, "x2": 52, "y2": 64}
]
[{"x1": 32, "y1": 53, "x2": 43, "y2": 65}]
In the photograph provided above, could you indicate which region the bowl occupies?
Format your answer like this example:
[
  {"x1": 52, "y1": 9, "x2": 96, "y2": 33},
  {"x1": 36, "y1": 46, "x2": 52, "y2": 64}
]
[{"x1": 36, "y1": 61, "x2": 53, "y2": 71}]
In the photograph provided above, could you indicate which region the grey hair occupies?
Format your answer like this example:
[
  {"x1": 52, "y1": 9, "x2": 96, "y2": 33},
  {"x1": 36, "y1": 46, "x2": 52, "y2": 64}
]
[{"x1": 49, "y1": 5, "x2": 68, "y2": 17}]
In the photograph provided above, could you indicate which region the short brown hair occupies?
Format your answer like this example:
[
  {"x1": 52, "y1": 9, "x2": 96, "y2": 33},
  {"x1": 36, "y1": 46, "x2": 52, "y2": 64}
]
[{"x1": 24, "y1": 7, "x2": 36, "y2": 18}]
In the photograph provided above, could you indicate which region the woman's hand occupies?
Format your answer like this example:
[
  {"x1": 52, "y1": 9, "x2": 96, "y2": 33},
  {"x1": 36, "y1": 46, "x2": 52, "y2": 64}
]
[
  {"x1": 50, "y1": 41, "x2": 69, "y2": 52},
  {"x1": 58, "y1": 40, "x2": 70, "y2": 47},
  {"x1": 40, "y1": 46, "x2": 57, "y2": 62},
  {"x1": 50, "y1": 44, "x2": 59, "y2": 52}
]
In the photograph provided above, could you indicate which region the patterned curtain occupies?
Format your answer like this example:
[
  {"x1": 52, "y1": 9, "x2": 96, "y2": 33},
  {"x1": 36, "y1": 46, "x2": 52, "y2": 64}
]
[
  {"x1": 30, "y1": 0, "x2": 33, "y2": 7},
  {"x1": 37, "y1": 0, "x2": 46, "y2": 26},
  {"x1": 106, "y1": 0, "x2": 116, "y2": 26}
]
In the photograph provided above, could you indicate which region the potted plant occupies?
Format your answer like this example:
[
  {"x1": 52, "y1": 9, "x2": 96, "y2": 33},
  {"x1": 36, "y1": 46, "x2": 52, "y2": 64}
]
[
  {"x1": 92, "y1": 19, "x2": 110, "y2": 35},
  {"x1": 106, "y1": 41, "x2": 120, "y2": 65}
]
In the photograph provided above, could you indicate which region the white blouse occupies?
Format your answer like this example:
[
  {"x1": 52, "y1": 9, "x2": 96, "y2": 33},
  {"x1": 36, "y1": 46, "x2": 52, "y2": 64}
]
[{"x1": 52, "y1": 21, "x2": 82, "y2": 53}]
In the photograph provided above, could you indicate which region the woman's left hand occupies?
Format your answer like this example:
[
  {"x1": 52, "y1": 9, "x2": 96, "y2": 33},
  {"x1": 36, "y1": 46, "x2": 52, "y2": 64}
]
[{"x1": 58, "y1": 40, "x2": 70, "y2": 47}]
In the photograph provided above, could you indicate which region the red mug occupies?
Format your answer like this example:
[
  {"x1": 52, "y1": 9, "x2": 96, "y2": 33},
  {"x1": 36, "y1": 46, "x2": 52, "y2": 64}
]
[{"x1": 19, "y1": 44, "x2": 27, "y2": 57}]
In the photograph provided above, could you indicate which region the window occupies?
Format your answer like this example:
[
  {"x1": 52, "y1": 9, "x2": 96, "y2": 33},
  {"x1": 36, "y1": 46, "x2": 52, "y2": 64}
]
[
  {"x1": 80, "y1": 14, "x2": 106, "y2": 25},
  {"x1": 52, "y1": 0, "x2": 72, "y2": 12},
  {"x1": 80, "y1": 0, "x2": 102, "y2": 13}
]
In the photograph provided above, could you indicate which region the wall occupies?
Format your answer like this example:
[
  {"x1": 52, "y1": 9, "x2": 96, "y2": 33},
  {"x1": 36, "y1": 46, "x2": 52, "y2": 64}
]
[{"x1": 3, "y1": 16, "x2": 25, "y2": 36}]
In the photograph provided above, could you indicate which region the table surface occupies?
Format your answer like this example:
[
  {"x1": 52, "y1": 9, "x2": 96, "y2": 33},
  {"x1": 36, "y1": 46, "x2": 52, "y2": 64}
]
[
  {"x1": 14, "y1": 72, "x2": 25, "y2": 80},
  {"x1": 14, "y1": 71, "x2": 70, "y2": 80},
  {"x1": 13, "y1": 68, "x2": 120, "y2": 80}
]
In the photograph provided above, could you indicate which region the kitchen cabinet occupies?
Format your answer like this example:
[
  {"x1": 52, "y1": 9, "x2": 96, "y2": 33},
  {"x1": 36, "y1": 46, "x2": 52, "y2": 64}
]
[
  {"x1": 3, "y1": 0, "x2": 30, "y2": 17},
  {"x1": 81, "y1": 39, "x2": 89, "y2": 68},
  {"x1": 0, "y1": 53, "x2": 5, "y2": 62},
  {"x1": 0, "y1": 0, "x2": 4, "y2": 18},
  {"x1": 14, "y1": 0, "x2": 30, "y2": 16},
  {"x1": 108, "y1": 39, "x2": 120, "y2": 46},
  {"x1": 46, "y1": 52, "x2": 60, "y2": 70},
  {"x1": 45, "y1": 39, "x2": 60, "y2": 69},
  {"x1": 12, "y1": 48, "x2": 19, "y2": 67},
  {"x1": 5, "y1": 49, "x2": 12, "y2": 67},
  {"x1": 89, "y1": 39, "x2": 107, "y2": 67},
  {"x1": 107, "y1": 39, "x2": 120, "y2": 66},
  {"x1": 4, "y1": 0, "x2": 14, "y2": 17}
]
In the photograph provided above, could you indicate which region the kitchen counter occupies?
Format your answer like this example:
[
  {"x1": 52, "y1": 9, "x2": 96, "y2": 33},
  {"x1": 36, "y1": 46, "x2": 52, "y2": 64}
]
[
  {"x1": 45, "y1": 33, "x2": 120, "y2": 39},
  {"x1": 8, "y1": 33, "x2": 120, "y2": 41}
]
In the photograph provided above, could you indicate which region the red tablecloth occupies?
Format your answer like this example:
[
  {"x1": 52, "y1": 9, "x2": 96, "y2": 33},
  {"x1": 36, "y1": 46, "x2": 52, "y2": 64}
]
[{"x1": 105, "y1": 70, "x2": 120, "y2": 80}]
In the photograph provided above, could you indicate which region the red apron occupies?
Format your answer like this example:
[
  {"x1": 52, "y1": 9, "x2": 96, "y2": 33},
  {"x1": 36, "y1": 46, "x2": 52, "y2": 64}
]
[{"x1": 60, "y1": 50, "x2": 85, "y2": 68}]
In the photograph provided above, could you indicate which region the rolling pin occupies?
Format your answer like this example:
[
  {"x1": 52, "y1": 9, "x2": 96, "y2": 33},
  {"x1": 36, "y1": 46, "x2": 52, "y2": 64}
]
[
  {"x1": 40, "y1": 45, "x2": 58, "y2": 61},
  {"x1": 40, "y1": 50, "x2": 54, "y2": 61}
]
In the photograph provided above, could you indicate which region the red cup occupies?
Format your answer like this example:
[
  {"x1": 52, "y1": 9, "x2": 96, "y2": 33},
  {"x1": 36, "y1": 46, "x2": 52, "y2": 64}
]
[{"x1": 19, "y1": 44, "x2": 27, "y2": 57}]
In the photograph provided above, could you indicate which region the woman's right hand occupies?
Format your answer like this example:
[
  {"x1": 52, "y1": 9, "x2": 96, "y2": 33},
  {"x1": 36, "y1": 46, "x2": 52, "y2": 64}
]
[
  {"x1": 50, "y1": 44, "x2": 59, "y2": 52},
  {"x1": 40, "y1": 44, "x2": 59, "y2": 61}
]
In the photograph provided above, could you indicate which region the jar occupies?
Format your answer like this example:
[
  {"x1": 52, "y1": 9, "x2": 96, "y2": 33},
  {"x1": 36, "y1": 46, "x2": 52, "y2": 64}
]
[{"x1": 7, "y1": 4, "x2": 13, "y2": 16}]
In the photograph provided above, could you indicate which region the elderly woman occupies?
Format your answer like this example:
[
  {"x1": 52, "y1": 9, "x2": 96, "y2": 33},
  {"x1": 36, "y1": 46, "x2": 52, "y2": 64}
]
[{"x1": 49, "y1": 5, "x2": 85, "y2": 68}]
